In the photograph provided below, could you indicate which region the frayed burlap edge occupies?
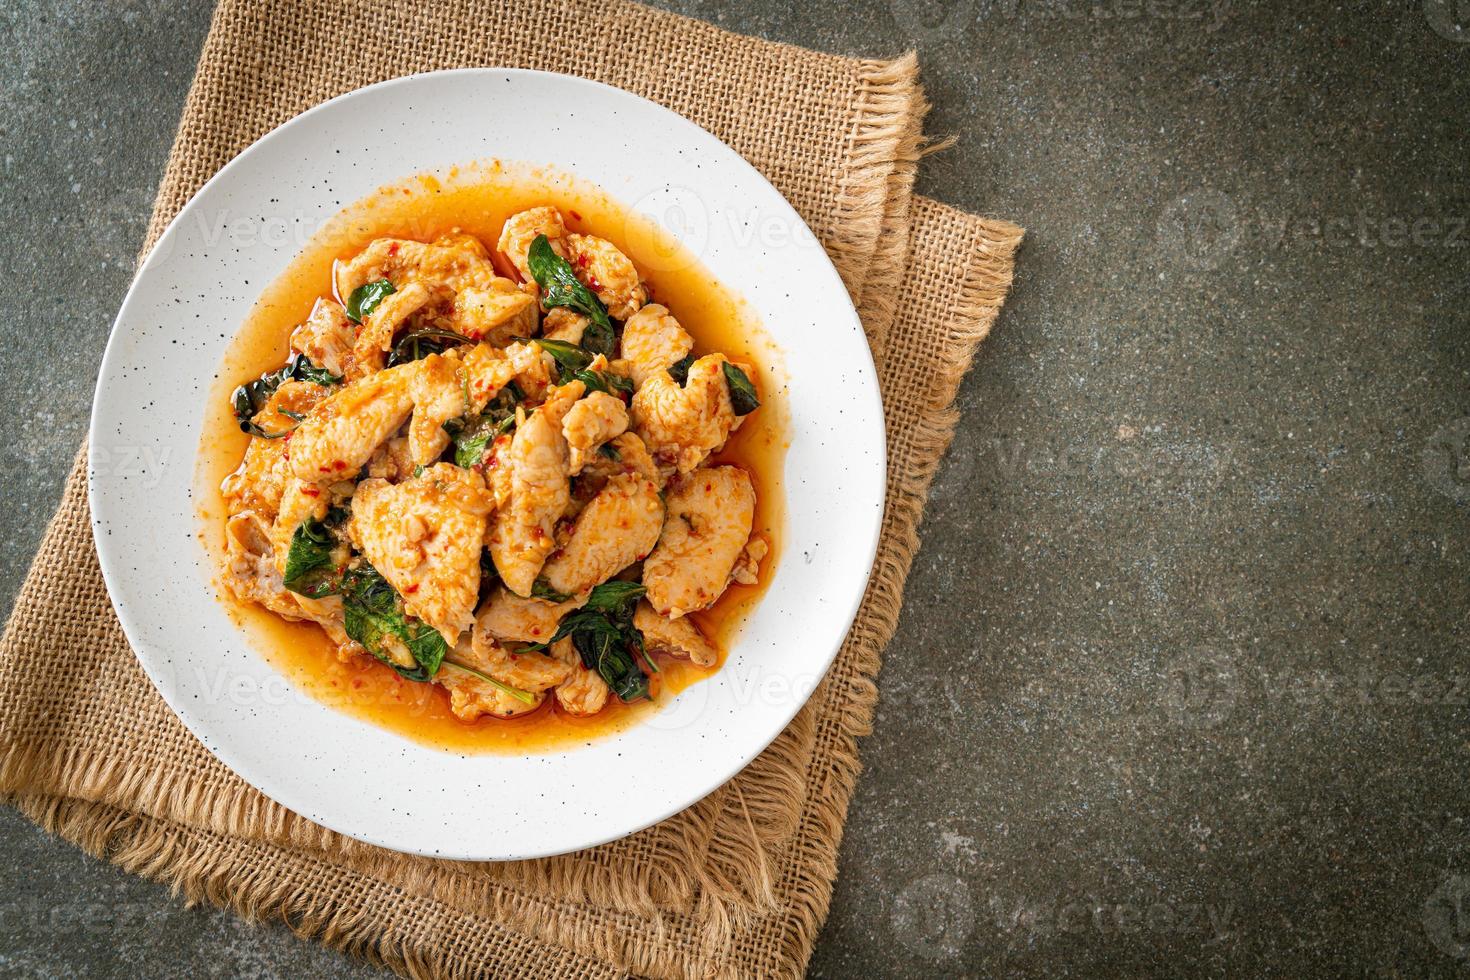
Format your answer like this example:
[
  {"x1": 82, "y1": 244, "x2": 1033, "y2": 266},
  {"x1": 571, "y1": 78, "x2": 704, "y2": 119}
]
[{"x1": 0, "y1": 43, "x2": 933, "y2": 926}]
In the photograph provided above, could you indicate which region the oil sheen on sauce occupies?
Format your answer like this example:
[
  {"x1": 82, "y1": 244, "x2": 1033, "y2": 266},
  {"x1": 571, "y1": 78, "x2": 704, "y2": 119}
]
[{"x1": 195, "y1": 162, "x2": 788, "y2": 754}]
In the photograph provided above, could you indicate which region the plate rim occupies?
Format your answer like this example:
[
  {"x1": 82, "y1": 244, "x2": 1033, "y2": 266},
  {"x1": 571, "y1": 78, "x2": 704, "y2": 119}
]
[{"x1": 88, "y1": 67, "x2": 888, "y2": 859}]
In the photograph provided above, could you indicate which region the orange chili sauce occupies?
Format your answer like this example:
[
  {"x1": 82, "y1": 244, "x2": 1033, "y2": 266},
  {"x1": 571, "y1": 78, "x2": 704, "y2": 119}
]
[{"x1": 194, "y1": 162, "x2": 788, "y2": 754}]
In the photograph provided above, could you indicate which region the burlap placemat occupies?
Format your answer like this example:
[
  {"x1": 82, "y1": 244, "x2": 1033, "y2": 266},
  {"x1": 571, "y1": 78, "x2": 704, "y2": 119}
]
[{"x1": 0, "y1": 0, "x2": 1023, "y2": 976}]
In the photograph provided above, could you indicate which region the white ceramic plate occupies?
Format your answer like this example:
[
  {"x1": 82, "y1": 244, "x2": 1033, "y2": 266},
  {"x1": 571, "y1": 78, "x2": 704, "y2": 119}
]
[{"x1": 90, "y1": 69, "x2": 884, "y2": 860}]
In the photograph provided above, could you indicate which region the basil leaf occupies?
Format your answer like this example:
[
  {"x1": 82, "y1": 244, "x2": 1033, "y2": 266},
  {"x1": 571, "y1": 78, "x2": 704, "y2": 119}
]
[
  {"x1": 289, "y1": 356, "x2": 342, "y2": 387},
  {"x1": 340, "y1": 564, "x2": 446, "y2": 682},
  {"x1": 598, "y1": 442, "x2": 621, "y2": 461},
  {"x1": 282, "y1": 517, "x2": 341, "y2": 599},
  {"x1": 580, "y1": 320, "x2": 617, "y2": 358},
  {"x1": 387, "y1": 326, "x2": 471, "y2": 367},
  {"x1": 528, "y1": 339, "x2": 632, "y2": 397},
  {"x1": 449, "y1": 413, "x2": 515, "y2": 468},
  {"x1": 403, "y1": 623, "x2": 449, "y2": 680},
  {"x1": 346, "y1": 278, "x2": 395, "y2": 323},
  {"x1": 230, "y1": 352, "x2": 340, "y2": 438},
  {"x1": 667, "y1": 354, "x2": 695, "y2": 386},
  {"x1": 531, "y1": 578, "x2": 571, "y2": 603},
  {"x1": 531, "y1": 337, "x2": 593, "y2": 380},
  {"x1": 574, "y1": 369, "x2": 634, "y2": 397},
  {"x1": 573, "y1": 627, "x2": 649, "y2": 702},
  {"x1": 722, "y1": 362, "x2": 760, "y2": 416},
  {"x1": 445, "y1": 385, "x2": 521, "y2": 468},
  {"x1": 526, "y1": 235, "x2": 615, "y2": 355},
  {"x1": 584, "y1": 580, "x2": 646, "y2": 613},
  {"x1": 549, "y1": 581, "x2": 650, "y2": 702},
  {"x1": 231, "y1": 385, "x2": 259, "y2": 421}
]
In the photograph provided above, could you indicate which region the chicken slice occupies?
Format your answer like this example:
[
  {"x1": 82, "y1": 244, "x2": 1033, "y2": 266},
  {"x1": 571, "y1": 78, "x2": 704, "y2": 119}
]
[
  {"x1": 541, "y1": 471, "x2": 663, "y2": 597},
  {"x1": 347, "y1": 463, "x2": 492, "y2": 644},
  {"x1": 541, "y1": 307, "x2": 587, "y2": 344},
  {"x1": 438, "y1": 637, "x2": 546, "y2": 720},
  {"x1": 475, "y1": 585, "x2": 587, "y2": 644},
  {"x1": 223, "y1": 510, "x2": 356, "y2": 655},
  {"x1": 620, "y1": 304, "x2": 693, "y2": 390},
  {"x1": 468, "y1": 615, "x2": 573, "y2": 691},
  {"x1": 289, "y1": 355, "x2": 465, "y2": 482},
  {"x1": 577, "y1": 432, "x2": 661, "y2": 487},
  {"x1": 496, "y1": 206, "x2": 566, "y2": 284},
  {"x1": 563, "y1": 390, "x2": 630, "y2": 476},
  {"x1": 642, "y1": 465, "x2": 756, "y2": 617},
  {"x1": 549, "y1": 637, "x2": 610, "y2": 716},
  {"x1": 289, "y1": 298, "x2": 355, "y2": 378},
  {"x1": 731, "y1": 535, "x2": 768, "y2": 586},
  {"x1": 364, "y1": 435, "x2": 414, "y2": 481},
  {"x1": 462, "y1": 340, "x2": 545, "y2": 413},
  {"x1": 564, "y1": 233, "x2": 646, "y2": 319},
  {"x1": 221, "y1": 380, "x2": 331, "y2": 520},
  {"x1": 268, "y1": 478, "x2": 330, "y2": 577},
  {"x1": 223, "y1": 510, "x2": 308, "y2": 621},
  {"x1": 634, "y1": 601, "x2": 718, "y2": 667},
  {"x1": 288, "y1": 363, "x2": 415, "y2": 482},
  {"x1": 631, "y1": 353, "x2": 742, "y2": 475},
  {"x1": 335, "y1": 236, "x2": 499, "y2": 299},
  {"x1": 335, "y1": 235, "x2": 531, "y2": 346},
  {"x1": 350, "y1": 281, "x2": 431, "y2": 380},
  {"x1": 486, "y1": 381, "x2": 584, "y2": 596},
  {"x1": 407, "y1": 353, "x2": 468, "y2": 466},
  {"x1": 456, "y1": 281, "x2": 536, "y2": 346}
]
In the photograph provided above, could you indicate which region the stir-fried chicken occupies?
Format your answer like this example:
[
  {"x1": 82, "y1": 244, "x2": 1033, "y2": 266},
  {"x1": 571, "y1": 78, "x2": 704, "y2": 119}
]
[
  {"x1": 631, "y1": 354, "x2": 746, "y2": 475},
  {"x1": 642, "y1": 465, "x2": 756, "y2": 617},
  {"x1": 347, "y1": 464, "x2": 492, "y2": 643},
  {"x1": 486, "y1": 381, "x2": 583, "y2": 596},
  {"x1": 221, "y1": 210, "x2": 770, "y2": 726}
]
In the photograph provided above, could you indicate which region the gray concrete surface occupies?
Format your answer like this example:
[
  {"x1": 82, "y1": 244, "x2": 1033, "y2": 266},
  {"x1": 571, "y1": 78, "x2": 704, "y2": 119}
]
[{"x1": 2, "y1": 0, "x2": 1468, "y2": 976}]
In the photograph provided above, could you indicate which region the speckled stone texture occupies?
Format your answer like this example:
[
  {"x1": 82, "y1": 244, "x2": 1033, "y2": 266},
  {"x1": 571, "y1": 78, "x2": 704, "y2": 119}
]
[{"x1": 2, "y1": 0, "x2": 1468, "y2": 976}]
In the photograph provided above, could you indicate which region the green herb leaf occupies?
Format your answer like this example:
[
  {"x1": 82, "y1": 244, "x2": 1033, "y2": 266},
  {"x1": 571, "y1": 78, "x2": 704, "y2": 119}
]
[
  {"x1": 291, "y1": 359, "x2": 342, "y2": 386},
  {"x1": 722, "y1": 362, "x2": 760, "y2": 416},
  {"x1": 450, "y1": 413, "x2": 514, "y2": 469},
  {"x1": 346, "y1": 278, "x2": 395, "y2": 324},
  {"x1": 549, "y1": 581, "x2": 650, "y2": 702},
  {"x1": 584, "y1": 580, "x2": 647, "y2": 613},
  {"x1": 340, "y1": 564, "x2": 446, "y2": 682},
  {"x1": 598, "y1": 442, "x2": 621, "y2": 461},
  {"x1": 386, "y1": 326, "x2": 471, "y2": 367},
  {"x1": 573, "y1": 369, "x2": 634, "y2": 397},
  {"x1": 282, "y1": 517, "x2": 341, "y2": 599},
  {"x1": 574, "y1": 628, "x2": 649, "y2": 702},
  {"x1": 230, "y1": 353, "x2": 341, "y2": 438},
  {"x1": 667, "y1": 354, "x2": 695, "y2": 386},
  {"x1": 580, "y1": 321, "x2": 616, "y2": 358},
  {"x1": 531, "y1": 337, "x2": 594, "y2": 380},
  {"x1": 531, "y1": 578, "x2": 572, "y2": 603},
  {"x1": 526, "y1": 235, "x2": 615, "y2": 355},
  {"x1": 403, "y1": 623, "x2": 450, "y2": 680},
  {"x1": 445, "y1": 385, "x2": 521, "y2": 468}
]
